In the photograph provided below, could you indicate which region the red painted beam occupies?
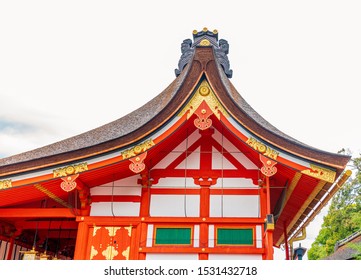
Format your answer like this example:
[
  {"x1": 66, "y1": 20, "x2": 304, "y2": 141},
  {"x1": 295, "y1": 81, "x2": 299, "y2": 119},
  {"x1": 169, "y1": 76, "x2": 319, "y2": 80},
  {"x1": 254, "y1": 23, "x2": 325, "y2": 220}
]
[{"x1": 0, "y1": 208, "x2": 76, "y2": 218}]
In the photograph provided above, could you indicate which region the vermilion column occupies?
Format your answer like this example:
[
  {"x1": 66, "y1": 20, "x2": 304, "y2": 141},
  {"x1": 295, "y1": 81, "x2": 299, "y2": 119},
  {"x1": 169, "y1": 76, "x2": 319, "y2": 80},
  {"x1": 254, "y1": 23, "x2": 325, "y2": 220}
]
[
  {"x1": 73, "y1": 220, "x2": 89, "y2": 260},
  {"x1": 199, "y1": 184, "x2": 210, "y2": 260}
]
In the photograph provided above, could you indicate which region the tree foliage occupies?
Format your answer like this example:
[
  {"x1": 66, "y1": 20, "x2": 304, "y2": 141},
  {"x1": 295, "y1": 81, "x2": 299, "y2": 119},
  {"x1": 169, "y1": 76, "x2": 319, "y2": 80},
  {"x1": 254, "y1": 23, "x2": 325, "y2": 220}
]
[{"x1": 307, "y1": 154, "x2": 361, "y2": 260}]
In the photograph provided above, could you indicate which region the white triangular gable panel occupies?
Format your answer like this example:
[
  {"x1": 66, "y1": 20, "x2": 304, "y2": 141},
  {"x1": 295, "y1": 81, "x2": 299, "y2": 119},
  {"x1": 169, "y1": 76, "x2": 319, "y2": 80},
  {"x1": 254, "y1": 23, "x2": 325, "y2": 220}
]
[
  {"x1": 213, "y1": 129, "x2": 258, "y2": 170},
  {"x1": 212, "y1": 147, "x2": 237, "y2": 169},
  {"x1": 153, "y1": 130, "x2": 201, "y2": 169},
  {"x1": 175, "y1": 147, "x2": 200, "y2": 169}
]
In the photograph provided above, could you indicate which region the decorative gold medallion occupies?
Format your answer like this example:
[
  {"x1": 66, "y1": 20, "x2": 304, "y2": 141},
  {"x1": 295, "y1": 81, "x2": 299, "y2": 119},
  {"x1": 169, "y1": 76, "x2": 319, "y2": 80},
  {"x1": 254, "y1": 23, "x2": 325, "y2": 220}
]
[
  {"x1": 121, "y1": 139, "x2": 155, "y2": 159},
  {"x1": 60, "y1": 174, "x2": 79, "y2": 192},
  {"x1": 260, "y1": 154, "x2": 277, "y2": 177},
  {"x1": 53, "y1": 162, "x2": 88, "y2": 178},
  {"x1": 129, "y1": 152, "x2": 147, "y2": 173},
  {"x1": 246, "y1": 137, "x2": 279, "y2": 160},
  {"x1": 0, "y1": 179, "x2": 12, "y2": 190},
  {"x1": 199, "y1": 39, "x2": 211, "y2": 46}
]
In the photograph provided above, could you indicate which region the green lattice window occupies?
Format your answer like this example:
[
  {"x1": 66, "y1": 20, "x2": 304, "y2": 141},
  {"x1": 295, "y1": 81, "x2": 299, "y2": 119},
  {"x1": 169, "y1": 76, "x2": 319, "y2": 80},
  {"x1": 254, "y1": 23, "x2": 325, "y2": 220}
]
[
  {"x1": 155, "y1": 227, "x2": 192, "y2": 245},
  {"x1": 217, "y1": 228, "x2": 253, "y2": 245}
]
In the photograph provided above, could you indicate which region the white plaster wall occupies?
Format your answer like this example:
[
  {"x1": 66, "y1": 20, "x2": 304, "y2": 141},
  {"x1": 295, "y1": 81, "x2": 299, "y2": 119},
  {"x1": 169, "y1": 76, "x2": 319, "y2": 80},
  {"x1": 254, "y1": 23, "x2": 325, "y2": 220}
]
[
  {"x1": 210, "y1": 195, "x2": 260, "y2": 217},
  {"x1": 208, "y1": 254, "x2": 262, "y2": 260},
  {"x1": 91, "y1": 175, "x2": 142, "y2": 196},
  {"x1": 212, "y1": 129, "x2": 258, "y2": 170},
  {"x1": 152, "y1": 177, "x2": 199, "y2": 188},
  {"x1": 212, "y1": 147, "x2": 237, "y2": 169},
  {"x1": 150, "y1": 195, "x2": 200, "y2": 217},
  {"x1": 208, "y1": 225, "x2": 215, "y2": 248},
  {"x1": 194, "y1": 225, "x2": 200, "y2": 247},
  {"x1": 256, "y1": 225, "x2": 263, "y2": 248},
  {"x1": 153, "y1": 130, "x2": 200, "y2": 169},
  {"x1": 211, "y1": 178, "x2": 258, "y2": 189},
  {"x1": 175, "y1": 147, "x2": 200, "y2": 169},
  {"x1": 146, "y1": 224, "x2": 154, "y2": 247},
  {"x1": 90, "y1": 202, "x2": 140, "y2": 216},
  {"x1": 146, "y1": 253, "x2": 199, "y2": 260},
  {"x1": 90, "y1": 186, "x2": 142, "y2": 196}
]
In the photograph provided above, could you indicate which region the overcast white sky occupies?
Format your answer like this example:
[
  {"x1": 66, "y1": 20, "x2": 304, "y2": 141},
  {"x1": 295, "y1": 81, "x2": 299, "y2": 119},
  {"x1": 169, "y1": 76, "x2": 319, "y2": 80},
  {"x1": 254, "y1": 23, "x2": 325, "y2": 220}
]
[{"x1": 1, "y1": 1, "x2": 360, "y2": 259}]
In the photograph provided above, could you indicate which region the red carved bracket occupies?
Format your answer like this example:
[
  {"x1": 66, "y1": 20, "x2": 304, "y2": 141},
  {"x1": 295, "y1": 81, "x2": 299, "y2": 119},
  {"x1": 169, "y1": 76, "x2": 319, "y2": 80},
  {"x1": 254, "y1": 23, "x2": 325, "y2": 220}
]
[
  {"x1": 194, "y1": 100, "x2": 213, "y2": 130},
  {"x1": 260, "y1": 154, "x2": 277, "y2": 177},
  {"x1": 60, "y1": 174, "x2": 79, "y2": 192},
  {"x1": 129, "y1": 152, "x2": 147, "y2": 173}
]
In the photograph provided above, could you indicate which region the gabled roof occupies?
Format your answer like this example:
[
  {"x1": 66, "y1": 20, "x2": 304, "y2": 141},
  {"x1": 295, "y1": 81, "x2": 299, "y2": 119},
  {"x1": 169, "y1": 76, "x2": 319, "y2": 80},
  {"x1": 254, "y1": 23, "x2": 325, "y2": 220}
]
[
  {"x1": 0, "y1": 29, "x2": 349, "y2": 177},
  {"x1": 0, "y1": 29, "x2": 351, "y2": 247}
]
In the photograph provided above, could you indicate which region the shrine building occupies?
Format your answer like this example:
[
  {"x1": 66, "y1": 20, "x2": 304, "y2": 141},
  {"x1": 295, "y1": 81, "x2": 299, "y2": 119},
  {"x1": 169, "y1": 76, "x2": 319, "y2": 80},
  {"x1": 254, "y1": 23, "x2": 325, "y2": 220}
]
[{"x1": 0, "y1": 29, "x2": 351, "y2": 260}]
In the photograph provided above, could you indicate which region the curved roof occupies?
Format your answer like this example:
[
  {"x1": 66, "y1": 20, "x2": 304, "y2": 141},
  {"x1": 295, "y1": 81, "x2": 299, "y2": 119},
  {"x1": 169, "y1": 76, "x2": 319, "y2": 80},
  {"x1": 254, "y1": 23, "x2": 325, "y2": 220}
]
[{"x1": 0, "y1": 33, "x2": 350, "y2": 177}]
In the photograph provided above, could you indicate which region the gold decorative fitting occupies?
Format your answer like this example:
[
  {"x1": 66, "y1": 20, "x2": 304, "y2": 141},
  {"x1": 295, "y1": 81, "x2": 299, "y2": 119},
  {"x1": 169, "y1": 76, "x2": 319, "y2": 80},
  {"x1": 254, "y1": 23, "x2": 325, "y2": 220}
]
[
  {"x1": 202, "y1": 27, "x2": 208, "y2": 32},
  {"x1": 122, "y1": 246, "x2": 130, "y2": 260},
  {"x1": 90, "y1": 246, "x2": 98, "y2": 260},
  {"x1": 246, "y1": 137, "x2": 279, "y2": 160},
  {"x1": 122, "y1": 139, "x2": 155, "y2": 159},
  {"x1": 53, "y1": 162, "x2": 88, "y2": 178},
  {"x1": 260, "y1": 154, "x2": 277, "y2": 177},
  {"x1": 199, "y1": 86, "x2": 210, "y2": 96},
  {"x1": 102, "y1": 245, "x2": 118, "y2": 260},
  {"x1": 199, "y1": 39, "x2": 211, "y2": 46},
  {"x1": 60, "y1": 174, "x2": 79, "y2": 192},
  {"x1": 194, "y1": 101, "x2": 213, "y2": 130},
  {"x1": 213, "y1": 29, "x2": 218, "y2": 34},
  {"x1": 105, "y1": 227, "x2": 121, "y2": 237},
  {"x1": 129, "y1": 151, "x2": 147, "y2": 173},
  {"x1": 179, "y1": 79, "x2": 229, "y2": 120},
  {"x1": 301, "y1": 164, "x2": 336, "y2": 183},
  {"x1": 0, "y1": 179, "x2": 12, "y2": 190},
  {"x1": 193, "y1": 29, "x2": 198, "y2": 34}
]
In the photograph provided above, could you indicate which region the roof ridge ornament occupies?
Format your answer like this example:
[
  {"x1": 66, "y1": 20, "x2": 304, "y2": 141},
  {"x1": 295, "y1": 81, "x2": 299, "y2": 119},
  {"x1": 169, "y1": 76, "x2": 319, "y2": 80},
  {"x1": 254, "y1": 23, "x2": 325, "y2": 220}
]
[{"x1": 175, "y1": 28, "x2": 233, "y2": 78}]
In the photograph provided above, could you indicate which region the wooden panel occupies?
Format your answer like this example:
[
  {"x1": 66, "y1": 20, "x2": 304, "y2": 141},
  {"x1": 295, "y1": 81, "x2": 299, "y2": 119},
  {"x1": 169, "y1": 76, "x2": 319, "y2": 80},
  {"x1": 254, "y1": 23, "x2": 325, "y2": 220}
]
[
  {"x1": 217, "y1": 228, "x2": 253, "y2": 245},
  {"x1": 87, "y1": 226, "x2": 133, "y2": 260},
  {"x1": 155, "y1": 228, "x2": 192, "y2": 245}
]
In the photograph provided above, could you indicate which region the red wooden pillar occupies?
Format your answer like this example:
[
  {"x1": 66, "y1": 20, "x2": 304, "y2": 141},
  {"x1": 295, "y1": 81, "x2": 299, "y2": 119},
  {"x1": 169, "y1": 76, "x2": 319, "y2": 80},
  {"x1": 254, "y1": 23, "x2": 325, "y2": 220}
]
[
  {"x1": 199, "y1": 184, "x2": 210, "y2": 260},
  {"x1": 197, "y1": 128, "x2": 214, "y2": 260},
  {"x1": 265, "y1": 176, "x2": 274, "y2": 260},
  {"x1": 138, "y1": 185, "x2": 151, "y2": 260},
  {"x1": 73, "y1": 219, "x2": 89, "y2": 260},
  {"x1": 259, "y1": 155, "x2": 277, "y2": 260},
  {"x1": 284, "y1": 222, "x2": 290, "y2": 260}
]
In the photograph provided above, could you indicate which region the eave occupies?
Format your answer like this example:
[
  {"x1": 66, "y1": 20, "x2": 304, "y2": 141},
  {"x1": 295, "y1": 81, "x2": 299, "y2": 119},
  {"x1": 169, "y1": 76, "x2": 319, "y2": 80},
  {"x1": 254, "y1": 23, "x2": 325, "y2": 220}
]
[{"x1": 0, "y1": 43, "x2": 351, "y2": 249}]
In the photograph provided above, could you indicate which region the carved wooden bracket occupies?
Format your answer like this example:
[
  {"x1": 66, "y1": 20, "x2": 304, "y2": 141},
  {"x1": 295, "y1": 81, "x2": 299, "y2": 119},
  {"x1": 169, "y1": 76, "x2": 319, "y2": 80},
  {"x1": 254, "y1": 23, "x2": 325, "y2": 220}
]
[
  {"x1": 76, "y1": 179, "x2": 90, "y2": 211},
  {"x1": 260, "y1": 154, "x2": 277, "y2": 177},
  {"x1": 129, "y1": 152, "x2": 147, "y2": 173},
  {"x1": 194, "y1": 100, "x2": 213, "y2": 130},
  {"x1": 194, "y1": 176, "x2": 217, "y2": 186},
  {"x1": 60, "y1": 174, "x2": 79, "y2": 192}
]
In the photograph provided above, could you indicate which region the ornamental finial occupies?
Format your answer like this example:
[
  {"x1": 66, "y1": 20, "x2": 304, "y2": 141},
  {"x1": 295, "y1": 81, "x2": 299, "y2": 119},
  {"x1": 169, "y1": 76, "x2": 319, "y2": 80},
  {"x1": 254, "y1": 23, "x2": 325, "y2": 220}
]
[{"x1": 175, "y1": 28, "x2": 233, "y2": 78}]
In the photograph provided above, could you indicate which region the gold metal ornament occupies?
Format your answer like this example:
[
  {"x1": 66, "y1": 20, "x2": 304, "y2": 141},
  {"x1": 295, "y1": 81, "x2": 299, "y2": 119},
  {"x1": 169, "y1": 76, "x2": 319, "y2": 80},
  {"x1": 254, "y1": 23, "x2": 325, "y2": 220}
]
[
  {"x1": 121, "y1": 139, "x2": 155, "y2": 159},
  {"x1": 179, "y1": 79, "x2": 229, "y2": 120},
  {"x1": 199, "y1": 39, "x2": 211, "y2": 46},
  {"x1": 246, "y1": 137, "x2": 279, "y2": 160},
  {"x1": 0, "y1": 179, "x2": 12, "y2": 190},
  {"x1": 53, "y1": 162, "x2": 88, "y2": 178},
  {"x1": 301, "y1": 164, "x2": 336, "y2": 183}
]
